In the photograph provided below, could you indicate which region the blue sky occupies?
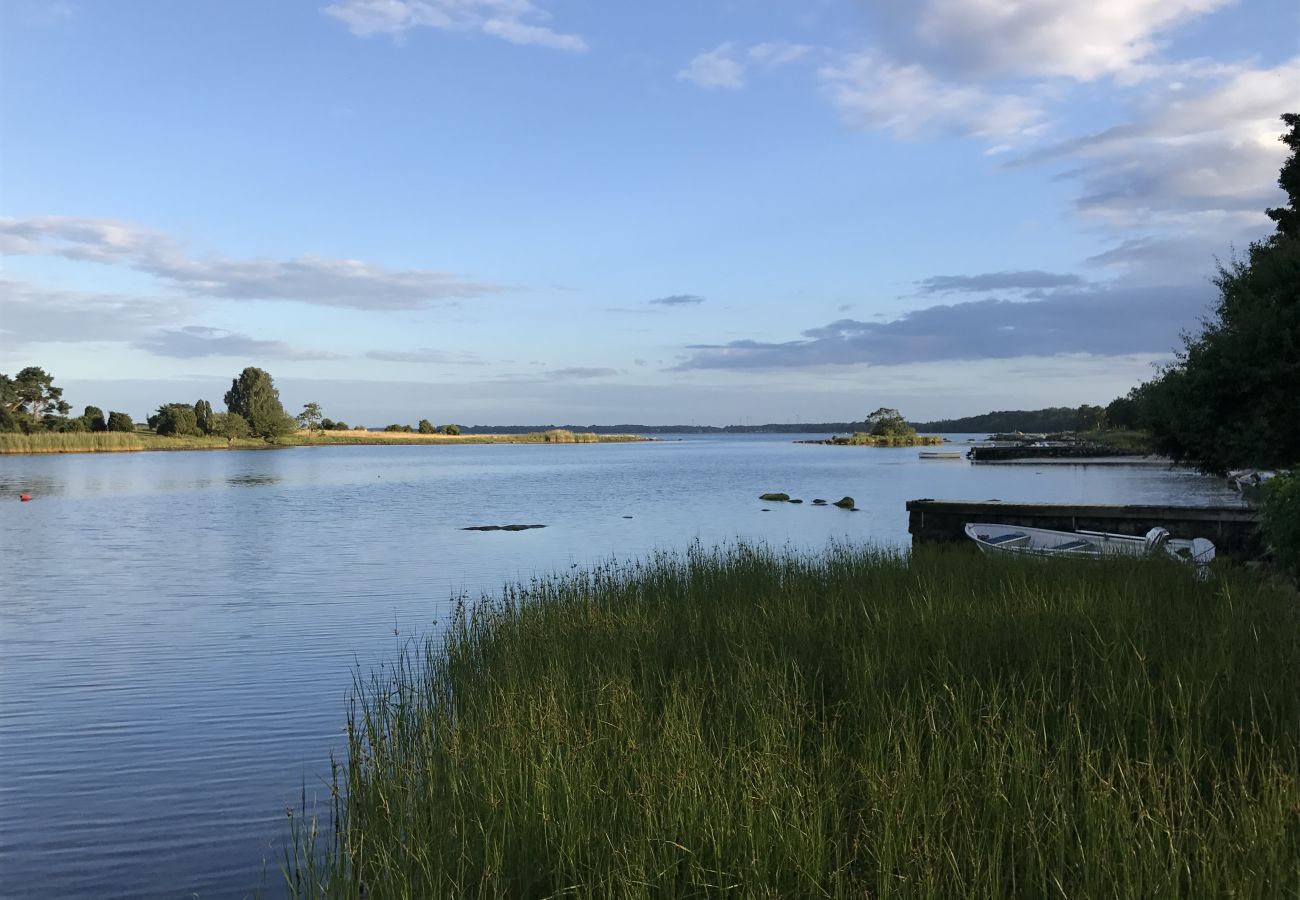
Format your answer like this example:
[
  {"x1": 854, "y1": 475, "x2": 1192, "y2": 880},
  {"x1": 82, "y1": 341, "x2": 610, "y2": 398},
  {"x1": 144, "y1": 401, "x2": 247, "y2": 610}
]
[{"x1": 2, "y1": 0, "x2": 1296, "y2": 425}]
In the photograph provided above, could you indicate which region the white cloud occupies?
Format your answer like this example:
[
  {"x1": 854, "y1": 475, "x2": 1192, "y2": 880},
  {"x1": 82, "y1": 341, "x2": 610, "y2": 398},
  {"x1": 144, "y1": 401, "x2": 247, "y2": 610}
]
[
  {"x1": 0, "y1": 216, "x2": 505, "y2": 310},
  {"x1": 135, "y1": 326, "x2": 343, "y2": 361},
  {"x1": 322, "y1": 0, "x2": 587, "y2": 51},
  {"x1": 819, "y1": 51, "x2": 1045, "y2": 141},
  {"x1": 748, "y1": 42, "x2": 812, "y2": 68},
  {"x1": 895, "y1": 0, "x2": 1235, "y2": 81},
  {"x1": 677, "y1": 40, "x2": 815, "y2": 91},
  {"x1": 677, "y1": 43, "x2": 746, "y2": 90},
  {"x1": 0, "y1": 278, "x2": 189, "y2": 345},
  {"x1": 1023, "y1": 58, "x2": 1299, "y2": 224}
]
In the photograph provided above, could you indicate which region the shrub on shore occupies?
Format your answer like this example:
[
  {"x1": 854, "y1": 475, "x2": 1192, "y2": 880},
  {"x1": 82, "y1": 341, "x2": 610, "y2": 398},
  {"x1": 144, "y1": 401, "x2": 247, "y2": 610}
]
[{"x1": 287, "y1": 544, "x2": 1300, "y2": 899}]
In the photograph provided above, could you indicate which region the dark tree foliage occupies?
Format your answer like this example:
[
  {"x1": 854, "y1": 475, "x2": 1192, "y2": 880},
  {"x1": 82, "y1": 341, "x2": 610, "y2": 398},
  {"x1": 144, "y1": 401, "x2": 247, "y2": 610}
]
[
  {"x1": 384, "y1": 423, "x2": 414, "y2": 433},
  {"x1": 194, "y1": 399, "x2": 214, "y2": 435},
  {"x1": 153, "y1": 403, "x2": 202, "y2": 437},
  {"x1": 1143, "y1": 114, "x2": 1300, "y2": 474},
  {"x1": 441, "y1": 423, "x2": 461, "y2": 435},
  {"x1": 224, "y1": 367, "x2": 293, "y2": 442},
  {"x1": 209, "y1": 411, "x2": 250, "y2": 441},
  {"x1": 82, "y1": 406, "x2": 108, "y2": 432},
  {"x1": 866, "y1": 408, "x2": 916, "y2": 437},
  {"x1": 107, "y1": 411, "x2": 134, "y2": 432},
  {"x1": 418, "y1": 419, "x2": 436, "y2": 434},
  {"x1": 6, "y1": 367, "x2": 71, "y2": 420}
]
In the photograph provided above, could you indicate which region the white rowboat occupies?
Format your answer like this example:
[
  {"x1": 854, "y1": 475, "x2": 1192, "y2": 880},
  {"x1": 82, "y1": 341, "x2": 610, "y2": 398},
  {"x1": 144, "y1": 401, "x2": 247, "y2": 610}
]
[{"x1": 964, "y1": 522, "x2": 1216, "y2": 567}]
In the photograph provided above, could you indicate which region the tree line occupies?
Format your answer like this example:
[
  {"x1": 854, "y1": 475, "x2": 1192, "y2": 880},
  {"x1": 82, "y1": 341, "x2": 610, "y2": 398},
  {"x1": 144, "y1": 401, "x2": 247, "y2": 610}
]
[{"x1": 1, "y1": 368, "x2": 135, "y2": 434}]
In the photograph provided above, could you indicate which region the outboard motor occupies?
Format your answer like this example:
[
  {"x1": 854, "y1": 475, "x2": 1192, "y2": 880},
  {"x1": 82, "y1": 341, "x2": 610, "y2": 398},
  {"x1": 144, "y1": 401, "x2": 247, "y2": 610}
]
[{"x1": 1143, "y1": 526, "x2": 1171, "y2": 555}]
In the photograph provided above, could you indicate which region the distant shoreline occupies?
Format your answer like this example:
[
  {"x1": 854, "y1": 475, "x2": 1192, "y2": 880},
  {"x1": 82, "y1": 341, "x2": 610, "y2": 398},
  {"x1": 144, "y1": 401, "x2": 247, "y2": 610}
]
[{"x1": 0, "y1": 429, "x2": 652, "y2": 456}]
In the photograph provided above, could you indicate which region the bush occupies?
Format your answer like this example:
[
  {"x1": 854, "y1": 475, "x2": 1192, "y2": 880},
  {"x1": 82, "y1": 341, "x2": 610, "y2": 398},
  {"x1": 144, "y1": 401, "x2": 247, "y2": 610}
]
[
  {"x1": 154, "y1": 403, "x2": 201, "y2": 436},
  {"x1": 1261, "y1": 473, "x2": 1300, "y2": 575},
  {"x1": 418, "y1": 419, "x2": 436, "y2": 434},
  {"x1": 441, "y1": 423, "x2": 461, "y2": 435},
  {"x1": 82, "y1": 405, "x2": 107, "y2": 432},
  {"x1": 106, "y1": 411, "x2": 134, "y2": 432}
]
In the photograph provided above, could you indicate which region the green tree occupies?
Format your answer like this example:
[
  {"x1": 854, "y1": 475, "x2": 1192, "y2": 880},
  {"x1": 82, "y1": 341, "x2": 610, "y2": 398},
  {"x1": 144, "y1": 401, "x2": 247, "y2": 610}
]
[
  {"x1": 194, "y1": 399, "x2": 214, "y2": 434},
  {"x1": 1076, "y1": 404, "x2": 1106, "y2": 431},
  {"x1": 224, "y1": 367, "x2": 293, "y2": 442},
  {"x1": 297, "y1": 402, "x2": 324, "y2": 432},
  {"x1": 153, "y1": 403, "x2": 201, "y2": 436},
  {"x1": 441, "y1": 423, "x2": 461, "y2": 435},
  {"x1": 106, "y1": 411, "x2": 134, "y2": 432},
  {"x1": 866, "y1": 407, "x2": 916, "y2": 437},
  {"x1": 418, "y1": 418, "x2": 436, "y2": 434},
  {"x1": 82, "y1": 405, "x2": 108, "y2": 432},
  {"x1": 7, "y1": 367, "x2": 71, "y2": 421},
  {"x1": 209, "y1": 411, "x2": 250, "y2": 442},
  {"x1": 1143, "y1": 114, "x2": 1300, "y2": 474}
]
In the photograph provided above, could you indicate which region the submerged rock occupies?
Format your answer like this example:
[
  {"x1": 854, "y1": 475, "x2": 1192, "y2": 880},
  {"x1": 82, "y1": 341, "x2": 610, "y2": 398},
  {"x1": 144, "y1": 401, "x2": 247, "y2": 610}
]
[
  {"x1": 462, "y1": 524, "x2": 547, "y2": 531},
  {"x1": 812, "y1": 499, "x2": 828, "y2": 506},
  {"x1": 833, "y1": 496, "x2": 855, "y2": 509},
  {"x1": 789, "y1": 498, "x2": 803, "y2": 504},
  {"x1": 759, "y1": 492, "x2": 791, "y2": 502}
]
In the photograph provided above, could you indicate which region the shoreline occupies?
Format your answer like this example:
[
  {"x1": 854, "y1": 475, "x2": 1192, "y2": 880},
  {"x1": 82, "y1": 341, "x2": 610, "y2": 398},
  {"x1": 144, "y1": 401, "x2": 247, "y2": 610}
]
[{"x1": 0, "y1": 430, "x2": 653, "y2": 456}]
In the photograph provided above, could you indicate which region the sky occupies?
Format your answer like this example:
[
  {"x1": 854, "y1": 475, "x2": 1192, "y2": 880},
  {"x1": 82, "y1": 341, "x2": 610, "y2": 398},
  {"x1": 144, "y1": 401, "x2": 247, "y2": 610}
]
[{"x1": 1, "y1": 0, "x2": 1296, "y2": 425}]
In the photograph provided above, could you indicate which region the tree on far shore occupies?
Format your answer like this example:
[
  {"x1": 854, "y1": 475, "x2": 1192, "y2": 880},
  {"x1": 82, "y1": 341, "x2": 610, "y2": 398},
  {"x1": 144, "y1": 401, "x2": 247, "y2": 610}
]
[
  {"x1": 297, "y1": 402, "x2": 324, "y2": 432},
  {"x1": 224, "y1": 367, "x2": 293, "y2": 442},
  {"x1": 866, "y1": 408, "x2": 916, "y2": 438}
]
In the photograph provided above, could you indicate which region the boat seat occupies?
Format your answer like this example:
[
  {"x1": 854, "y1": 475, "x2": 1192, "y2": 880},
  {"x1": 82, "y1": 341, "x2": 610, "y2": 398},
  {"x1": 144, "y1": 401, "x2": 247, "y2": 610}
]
[
  {"x1": 1049, "y1": 539, "x2": 1092, "y2": 552},
  {"x1": 984, "y1": 532, "x2": 1027, "y2": 545}
]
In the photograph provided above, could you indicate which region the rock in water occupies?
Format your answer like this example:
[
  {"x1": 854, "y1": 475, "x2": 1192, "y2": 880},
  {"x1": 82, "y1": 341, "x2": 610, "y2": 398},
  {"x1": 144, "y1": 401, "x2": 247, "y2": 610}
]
[
  {"x1": 758, "y1": 492, "x2": 791, "y2": 501},
  {"x1": 833, "y1": 496, "x2": 855, "y2": 508}
]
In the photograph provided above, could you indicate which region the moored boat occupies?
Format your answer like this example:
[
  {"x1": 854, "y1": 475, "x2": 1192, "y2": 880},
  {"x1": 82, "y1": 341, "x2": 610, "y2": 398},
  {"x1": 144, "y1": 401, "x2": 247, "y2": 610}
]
[
  {"x1": 964, "y1": 522, "x2": 1216, "y2": 566},
  {"x1": 919, "y1": 451, "x2": 963, "y2": 459}
]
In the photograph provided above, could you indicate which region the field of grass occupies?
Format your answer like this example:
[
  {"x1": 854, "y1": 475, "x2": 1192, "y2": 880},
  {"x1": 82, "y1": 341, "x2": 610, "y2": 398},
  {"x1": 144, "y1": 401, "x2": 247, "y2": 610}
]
[
  {"x1": 0, "y1": 431, "x2": 270, "y2": 454},
  {"x1": 286, "y1": 544, "x2": 1300, "y2": 899}
]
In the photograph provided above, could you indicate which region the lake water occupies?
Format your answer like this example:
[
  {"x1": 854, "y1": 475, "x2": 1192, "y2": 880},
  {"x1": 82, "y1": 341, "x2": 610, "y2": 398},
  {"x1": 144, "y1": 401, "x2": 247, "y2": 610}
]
[{"x1": 0, "y1": 436, "x2": 1246, "y2": 899}]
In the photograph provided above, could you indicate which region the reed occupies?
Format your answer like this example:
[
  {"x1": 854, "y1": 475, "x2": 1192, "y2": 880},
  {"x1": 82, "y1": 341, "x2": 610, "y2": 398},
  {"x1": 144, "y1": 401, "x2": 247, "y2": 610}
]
[
  {"x1": 286, "y1": 545, "x2": 1300, "y2": 899},
  {"x1": 0, "y1": 432, "x2": 265, "y2": 453}
]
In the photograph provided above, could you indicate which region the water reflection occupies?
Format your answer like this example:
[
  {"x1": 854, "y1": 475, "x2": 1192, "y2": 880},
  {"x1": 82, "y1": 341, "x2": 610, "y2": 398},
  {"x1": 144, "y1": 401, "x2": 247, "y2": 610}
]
[{"x1": 0, "y1": 438, "x2": 1248, "y2": 900}]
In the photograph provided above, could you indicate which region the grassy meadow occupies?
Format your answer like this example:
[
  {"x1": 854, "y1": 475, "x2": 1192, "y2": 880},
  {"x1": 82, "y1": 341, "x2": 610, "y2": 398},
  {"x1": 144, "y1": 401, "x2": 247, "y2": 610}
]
[{"x1": 286, "y1": 544, "x2": 1300, "y2": 899}]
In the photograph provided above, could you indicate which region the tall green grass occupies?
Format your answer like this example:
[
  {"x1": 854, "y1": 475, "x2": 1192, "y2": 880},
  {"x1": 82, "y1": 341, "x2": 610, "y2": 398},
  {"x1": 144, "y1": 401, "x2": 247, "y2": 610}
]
[
  {"x1": 0, "y1": 431, "x2": 270, "y2": 453},
  {"x1": 287, "y1": 545, "x2": 1300, "y2": 899}
]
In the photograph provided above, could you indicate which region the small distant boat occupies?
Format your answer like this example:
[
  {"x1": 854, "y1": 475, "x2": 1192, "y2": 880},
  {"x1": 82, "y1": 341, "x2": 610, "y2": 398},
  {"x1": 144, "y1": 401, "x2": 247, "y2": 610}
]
[
  {"x1": 919, "y1": 451, "x2": 963, "y2": 459},
  {"x1": 964, "y1": 523, "x2": 1216, "y2": 567}
]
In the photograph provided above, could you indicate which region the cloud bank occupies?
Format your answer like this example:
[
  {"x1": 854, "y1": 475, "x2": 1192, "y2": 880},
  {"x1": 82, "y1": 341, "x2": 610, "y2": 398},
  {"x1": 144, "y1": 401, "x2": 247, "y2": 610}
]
[{"x1": 0, "y1": 216, "x2": 504, "y2": 310}]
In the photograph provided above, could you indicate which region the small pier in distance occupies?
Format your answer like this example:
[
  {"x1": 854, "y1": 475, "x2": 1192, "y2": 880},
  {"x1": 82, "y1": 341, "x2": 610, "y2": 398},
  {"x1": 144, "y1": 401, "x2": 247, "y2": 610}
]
[{"x1": 907, "y1": 499, "x2": 1262, "y2": 559}]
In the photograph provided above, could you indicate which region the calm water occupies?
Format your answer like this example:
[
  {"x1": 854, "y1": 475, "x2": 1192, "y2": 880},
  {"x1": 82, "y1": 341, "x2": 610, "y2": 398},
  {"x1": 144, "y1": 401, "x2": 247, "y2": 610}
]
[{"x1": 0, "y1": 436, "x2": 1245, "y2": 899}]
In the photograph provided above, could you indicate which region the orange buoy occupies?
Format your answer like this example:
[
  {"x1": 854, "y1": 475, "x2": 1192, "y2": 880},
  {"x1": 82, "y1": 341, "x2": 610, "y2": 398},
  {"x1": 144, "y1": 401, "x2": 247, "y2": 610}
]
[{"x1": 19, "y1": 494, "x2": 31, "y2": 502}]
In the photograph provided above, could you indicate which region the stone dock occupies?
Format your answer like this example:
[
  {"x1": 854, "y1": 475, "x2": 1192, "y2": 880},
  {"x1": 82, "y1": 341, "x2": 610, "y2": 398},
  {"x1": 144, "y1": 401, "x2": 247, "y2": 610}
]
[{"x1": 907, "y1": 498, "x2": 1262, "y2": 559}]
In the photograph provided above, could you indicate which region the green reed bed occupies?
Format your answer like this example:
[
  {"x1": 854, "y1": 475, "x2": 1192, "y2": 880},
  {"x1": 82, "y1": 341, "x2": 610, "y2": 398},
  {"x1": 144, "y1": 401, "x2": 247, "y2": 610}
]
[
  {"x1": 287, "y1": 544, "x2": 1300, "y2": 899},
  {"x1": 0, "y1": 431, "x2": 276, "y2": 453}
]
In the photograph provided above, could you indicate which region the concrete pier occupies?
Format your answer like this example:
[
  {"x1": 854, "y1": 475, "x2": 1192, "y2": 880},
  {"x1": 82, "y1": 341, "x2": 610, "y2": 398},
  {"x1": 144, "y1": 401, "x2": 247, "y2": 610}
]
[{"x1": 907, "y1": 498, "x2": 1261, "y2": 559}]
